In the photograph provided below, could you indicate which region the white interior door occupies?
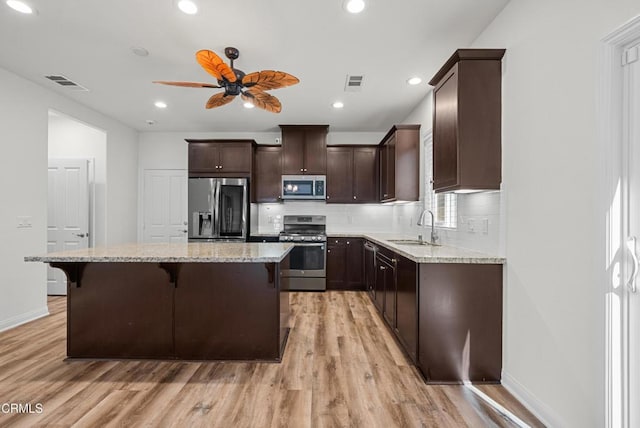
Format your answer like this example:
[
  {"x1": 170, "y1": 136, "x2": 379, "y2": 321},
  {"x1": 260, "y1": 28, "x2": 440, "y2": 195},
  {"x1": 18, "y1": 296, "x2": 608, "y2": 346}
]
[
  {"x1": 48, "y1": 159, "x2": 89, "y2": 295},
  {"x1": 143, "y1": 169, "x2": 188, "y2": 243},
  {"x1": 625, "y1": 41, "x2": 640, "y2": 428}
]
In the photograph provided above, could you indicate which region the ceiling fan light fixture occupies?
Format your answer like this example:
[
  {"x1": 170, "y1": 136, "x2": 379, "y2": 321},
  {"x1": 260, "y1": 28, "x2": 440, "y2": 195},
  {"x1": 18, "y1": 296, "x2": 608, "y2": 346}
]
[
  {"x1": 154, "y1": 101, "x2": 167, "y2": 109},
  {"x1": 344, "y1": 0, "x2": 365, "y2": 14},
  {"x1": 332, "y1": 101, "x2": 344, "y2": 109},
  {"x1": 6, "y1": 0, "x2": 34, "y2": 14},
  {"x1": 243, "y1": 102, "x2": 255, "y2": 109},
  {"x1": 177, "y1": 0, "x2": 198, "y2": 15},
  {"x1": 407, "y1": 77, "x2": 422, "y2": 85}
]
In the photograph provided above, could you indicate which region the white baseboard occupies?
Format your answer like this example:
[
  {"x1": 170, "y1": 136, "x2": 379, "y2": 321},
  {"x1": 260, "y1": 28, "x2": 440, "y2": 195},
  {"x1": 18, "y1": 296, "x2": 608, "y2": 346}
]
[
  {"x1": 502, "y1": 371, "x2": 565, "y2": 428},
  {"x1": 0, "y1": 306, "x2": 49, "y2": 333}
]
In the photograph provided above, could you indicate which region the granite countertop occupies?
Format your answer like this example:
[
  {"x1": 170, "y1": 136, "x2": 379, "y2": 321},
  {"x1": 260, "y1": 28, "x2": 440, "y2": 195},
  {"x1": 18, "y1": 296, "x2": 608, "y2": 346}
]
[
  {"x1": 25, "y1": 242, "x2": 294, "y2": 263},
  {"x1": 327, "y1": 233, "x2": 505, "y2": 264}
]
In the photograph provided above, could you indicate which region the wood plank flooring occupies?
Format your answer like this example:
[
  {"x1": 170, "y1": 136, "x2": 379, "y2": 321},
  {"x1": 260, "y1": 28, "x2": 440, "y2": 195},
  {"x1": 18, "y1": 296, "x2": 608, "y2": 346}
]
[{"x1": 0, "y1": 292, "x2": 544, "y2": 427}]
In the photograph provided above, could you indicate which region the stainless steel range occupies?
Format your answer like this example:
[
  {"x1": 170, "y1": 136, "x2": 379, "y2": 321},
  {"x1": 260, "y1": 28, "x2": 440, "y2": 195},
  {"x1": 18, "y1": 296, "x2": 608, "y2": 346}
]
[{"x1": 279, "y1": 215, "x2": 327, "y2": 291}]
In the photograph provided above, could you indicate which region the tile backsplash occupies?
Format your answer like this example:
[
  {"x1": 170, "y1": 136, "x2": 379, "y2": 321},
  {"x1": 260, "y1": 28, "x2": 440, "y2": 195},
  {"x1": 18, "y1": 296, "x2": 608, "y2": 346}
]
[{"x1": 253, "y1": 190, "x2": 503, "y2": 255}]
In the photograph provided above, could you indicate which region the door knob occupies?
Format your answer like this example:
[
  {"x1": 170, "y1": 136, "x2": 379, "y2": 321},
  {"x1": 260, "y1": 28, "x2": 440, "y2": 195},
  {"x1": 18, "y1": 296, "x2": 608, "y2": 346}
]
[
  {"x1": 74, "y1": 233, "x2": 88, "y2": 238},
  {"x1": 182, "y1": 230, "x2": 188, "y2": 233}
]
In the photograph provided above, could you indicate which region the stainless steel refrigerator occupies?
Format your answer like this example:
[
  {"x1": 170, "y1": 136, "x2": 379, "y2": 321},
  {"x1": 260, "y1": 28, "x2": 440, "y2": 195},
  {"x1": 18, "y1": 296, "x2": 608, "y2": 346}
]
[{"x1": 188, "y1": 178, "x2": 248, "y2": 241}]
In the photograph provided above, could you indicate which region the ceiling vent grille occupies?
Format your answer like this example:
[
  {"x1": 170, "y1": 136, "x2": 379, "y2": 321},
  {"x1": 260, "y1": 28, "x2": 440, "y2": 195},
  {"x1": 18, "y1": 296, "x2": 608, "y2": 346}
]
[
  {"x1": 45, "y1": 75, "x2": 89, "y2": 91},
  {"x1": 344, "y1": 74, "x2": 364, "y2": 92}
]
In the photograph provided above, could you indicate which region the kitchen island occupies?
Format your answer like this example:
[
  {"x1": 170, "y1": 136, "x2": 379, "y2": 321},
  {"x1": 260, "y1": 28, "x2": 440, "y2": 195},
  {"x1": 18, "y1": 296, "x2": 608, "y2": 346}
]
[{"x1": 25, "y1": 242, "x2": 293, "y2": 362}]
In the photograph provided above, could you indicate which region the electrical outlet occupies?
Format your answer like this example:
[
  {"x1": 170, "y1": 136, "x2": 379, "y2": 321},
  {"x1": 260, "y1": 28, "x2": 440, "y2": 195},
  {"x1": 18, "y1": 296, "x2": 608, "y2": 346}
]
[
  {"x1": 267, "y1": 215, "x2": 274, "y2": 224},
  {"x1": 482, "y1": 218, "x2": 489, "y2": 234},
  {"x1": 275, "y1": 137, "x2": 281, "y2": 144},
  {"x1": 467, "y1": 219, "x2": 475, "y2": 233}
]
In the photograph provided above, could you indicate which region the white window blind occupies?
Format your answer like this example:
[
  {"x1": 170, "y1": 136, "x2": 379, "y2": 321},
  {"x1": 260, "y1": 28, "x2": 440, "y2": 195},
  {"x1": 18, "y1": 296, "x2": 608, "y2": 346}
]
[{"x1": 424, "y1": 132, "x2": 457, "y2": 228}]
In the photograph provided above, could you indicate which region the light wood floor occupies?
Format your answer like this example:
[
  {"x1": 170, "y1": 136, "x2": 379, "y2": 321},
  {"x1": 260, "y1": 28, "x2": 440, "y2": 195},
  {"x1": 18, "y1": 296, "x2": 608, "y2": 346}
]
[{"x1": 0, "y1": 292, "x2": 543, "y2": 428}]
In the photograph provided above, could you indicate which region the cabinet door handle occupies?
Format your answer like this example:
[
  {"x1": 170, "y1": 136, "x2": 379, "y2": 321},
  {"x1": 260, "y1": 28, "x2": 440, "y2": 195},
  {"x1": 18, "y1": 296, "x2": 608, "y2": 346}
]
[
  {"x1": 300, "y1": 168, "x2": 304, "y2": 172},
  {"x1": 327, "y1": 249, "x2": 331, "y2": 253},
  {"x1": 219, "y1": 165, "x2": 223, "y2": 169},
  {"x1": 347, "y1": 241, "x2": 350, "y2": 245},
  {"x1": 391, "y1": 258, "x2": 397, "y2": 264},
  {"x1": 353, "y1": 196, "x2": 357, "y2": 200},
  {"x1": 383, "y1": 193, "x2": 388, "y2": 197},
  {"x1": 380, "y1": 266, "x2": 386, "y2": 270}
]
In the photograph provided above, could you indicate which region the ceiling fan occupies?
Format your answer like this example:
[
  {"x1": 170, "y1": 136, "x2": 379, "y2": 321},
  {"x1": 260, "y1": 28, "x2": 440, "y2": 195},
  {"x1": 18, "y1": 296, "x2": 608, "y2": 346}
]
[{"x1": 153, "y1": 47, "x2": 299, "y2": 113}]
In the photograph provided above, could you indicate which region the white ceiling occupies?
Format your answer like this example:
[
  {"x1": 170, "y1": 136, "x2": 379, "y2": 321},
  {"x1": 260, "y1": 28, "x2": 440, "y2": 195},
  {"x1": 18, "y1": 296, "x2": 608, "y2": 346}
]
[{"x1": 0, "y1": 0, "x2": 509, "y2": 132}]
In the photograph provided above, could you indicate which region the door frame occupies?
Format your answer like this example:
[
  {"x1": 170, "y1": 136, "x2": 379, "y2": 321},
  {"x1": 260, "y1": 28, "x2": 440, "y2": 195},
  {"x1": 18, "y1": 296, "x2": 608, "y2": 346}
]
[{"x1": 600, "y1": 15, "x2": 640, "y2": 428}]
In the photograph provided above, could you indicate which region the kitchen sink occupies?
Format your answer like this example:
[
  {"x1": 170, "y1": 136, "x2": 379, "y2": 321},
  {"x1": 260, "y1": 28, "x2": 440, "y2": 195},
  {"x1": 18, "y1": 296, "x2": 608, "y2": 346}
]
[{"x1": 387, "y1": 239, "x2": 441, "y2": 247}]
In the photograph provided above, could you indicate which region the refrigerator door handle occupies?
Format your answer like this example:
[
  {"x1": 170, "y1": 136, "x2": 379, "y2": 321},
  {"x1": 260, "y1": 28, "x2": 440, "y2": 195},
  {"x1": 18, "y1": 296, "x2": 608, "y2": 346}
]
[
  {"x1": 213, "y1": 179, "x2": 221, "y2": 238},
  {"x1": 627, "y1": 236, "x2": 639, "y2": 293}
]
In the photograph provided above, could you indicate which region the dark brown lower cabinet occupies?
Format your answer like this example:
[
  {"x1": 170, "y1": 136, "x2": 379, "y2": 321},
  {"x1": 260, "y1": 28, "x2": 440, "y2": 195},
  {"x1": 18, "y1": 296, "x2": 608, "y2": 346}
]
[
  {"x1": 395, "y1": 255, "x2": 417, "y2": 363},
  {"x1": 377, "y1": 251, "x2": 396, "y2": 327},
  {"x1": 417, "y1": 263, "x2": 503, "y2": 383},
  {"x1": 326, "y1": 237, "x2": 364, "y2": 290},
  {"x1": 365, "y1": 241, "x2": 503, "y2": 383}
]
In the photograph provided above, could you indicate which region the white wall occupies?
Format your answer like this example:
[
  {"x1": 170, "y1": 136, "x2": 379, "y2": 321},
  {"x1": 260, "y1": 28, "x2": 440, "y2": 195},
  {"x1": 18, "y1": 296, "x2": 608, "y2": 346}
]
[
  {"x1": 0, "y1": 66, "x2": 138, "y2": 332},
  {"x1": 48, "y1": 111, "x2": 107, "y2": 247},
  {"x1": 468, "y1": 1, "x2": 640, "y2": 426}
]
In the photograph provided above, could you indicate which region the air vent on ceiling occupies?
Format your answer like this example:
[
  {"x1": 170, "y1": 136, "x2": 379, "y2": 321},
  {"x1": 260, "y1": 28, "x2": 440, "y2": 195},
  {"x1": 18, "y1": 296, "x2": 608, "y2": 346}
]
[
  {"x1": 344, "y1": 74, "x2": 364, "y2": 92},
  {"x1": 45, "y1": 75, "x2": 89, "y2": 91}
]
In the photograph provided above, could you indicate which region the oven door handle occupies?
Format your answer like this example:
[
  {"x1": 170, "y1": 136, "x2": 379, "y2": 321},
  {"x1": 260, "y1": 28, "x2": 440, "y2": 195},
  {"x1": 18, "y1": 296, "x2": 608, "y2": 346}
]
[{"x1": 290, "y1": 243, "x2": 326, "y2": 247}]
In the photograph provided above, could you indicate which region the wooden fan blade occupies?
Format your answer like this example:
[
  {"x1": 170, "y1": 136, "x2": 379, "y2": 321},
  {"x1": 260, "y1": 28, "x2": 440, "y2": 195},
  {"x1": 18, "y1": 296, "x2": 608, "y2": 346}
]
[
  {"x1": 206, "y1": 92, "x2": 235, "y2": 109},
  {"x1": 196, "y1": 50, "x2": 237, "y2": 82},
  {"x1": 242, "y1": 70, "x2": 299, "y2": 91},
  {"x1": 241, "y1": 90, "x2": 282, "y2": 113},
  {"x1": 153, "y1": 81, "x2": 221, "y2": 88}
]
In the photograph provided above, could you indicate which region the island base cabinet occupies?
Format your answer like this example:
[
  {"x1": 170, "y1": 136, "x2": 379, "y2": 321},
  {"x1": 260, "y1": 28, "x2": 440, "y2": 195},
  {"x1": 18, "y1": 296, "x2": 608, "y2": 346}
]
[
  {"x1": 58, "y1": 260, "x2": 289, "y2": 362},
  {"x1": 175, "y1": 262, "x2": 285, "y2": 361},
  {"x1": 66, "y1": 263, "x2": 174, "y2": 359},
  {"x1": 417, "y1": 264, "x2": 502, "y2": 384}
]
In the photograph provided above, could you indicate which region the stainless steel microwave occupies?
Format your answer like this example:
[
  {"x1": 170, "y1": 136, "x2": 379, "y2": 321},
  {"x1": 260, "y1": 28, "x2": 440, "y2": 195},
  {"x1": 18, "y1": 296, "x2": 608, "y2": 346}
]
[{"x1": 281, "y1": 175, "x2": 326, "y2": 200}]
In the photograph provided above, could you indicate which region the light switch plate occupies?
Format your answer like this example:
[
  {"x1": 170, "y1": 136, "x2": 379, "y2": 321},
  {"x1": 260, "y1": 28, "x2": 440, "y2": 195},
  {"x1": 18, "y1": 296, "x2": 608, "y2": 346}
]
[{"x1": 17, "y1": 216, "x2": 32, "y2": 228}]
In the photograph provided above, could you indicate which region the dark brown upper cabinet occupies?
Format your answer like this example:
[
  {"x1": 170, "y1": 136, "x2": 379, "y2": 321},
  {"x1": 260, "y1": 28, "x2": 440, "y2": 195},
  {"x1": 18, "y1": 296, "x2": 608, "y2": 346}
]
[
  {"x1": 186, "y1": 139, "x2": 254, "y2": 177},
  {"x1": 280, "y1": 125, "x2": 328, "y2": 175},
  {"x1": 327, "y1": 146, "x2": 378, "y2": 203},
  {"x1": 429, "y1": 49, "x2": 505, "y2": 193},
  {"x1": 378, "y1": 125, "x2": 420, "y2": 202},
  {"x1": 253, "y1": 145, "x2": 282, "y2": 203}
]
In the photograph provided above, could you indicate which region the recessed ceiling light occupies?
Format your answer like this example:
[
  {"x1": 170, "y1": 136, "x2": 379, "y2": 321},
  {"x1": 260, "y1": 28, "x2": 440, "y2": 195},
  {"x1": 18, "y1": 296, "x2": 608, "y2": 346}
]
[
  {"x1": 6, "y1": 0, "x2": 34, "y2": 14},
  {"x1": 154, "y1": 101, "x2": 167, "y2": 109},
  {"x1": 177, "y1": 0, "x2": 198, "y2": 14},
  {"x1": 407, "y1": 77, "x2": 422, "y2": 85},
  {"x1": 344, "y1": 0, "x2": 365, "y2": 14},
  {"x1": 131, "y1": 47, "x2": 149, "y2": 57},
  {"x1": 243, "y1": 102, "x2": 255, "y2": 109},
  {"x1": 332, "y1": 101, "x2": 344, "y2": 109}
]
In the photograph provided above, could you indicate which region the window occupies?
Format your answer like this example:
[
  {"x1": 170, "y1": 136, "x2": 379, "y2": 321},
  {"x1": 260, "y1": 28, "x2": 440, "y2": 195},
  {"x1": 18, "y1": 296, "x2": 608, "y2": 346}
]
[{"x1": 424, "y1": 132, "x2": 457, "y2": 228}]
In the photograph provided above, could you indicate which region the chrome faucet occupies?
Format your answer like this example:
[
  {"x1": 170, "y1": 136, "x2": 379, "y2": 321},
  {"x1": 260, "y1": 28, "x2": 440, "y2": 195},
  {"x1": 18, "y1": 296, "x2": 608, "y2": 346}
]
[{"x1": 417, "y1": 209, "x2": 439, "y2": 245}]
